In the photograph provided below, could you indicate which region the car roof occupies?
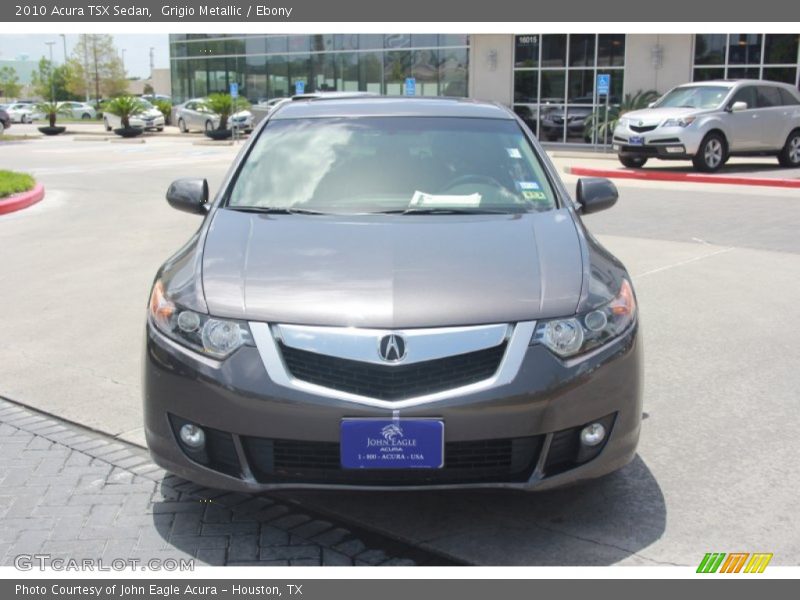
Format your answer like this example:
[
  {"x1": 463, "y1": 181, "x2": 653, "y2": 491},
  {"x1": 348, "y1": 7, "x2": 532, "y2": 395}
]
[
  {"x1": 679, "y1": 79, "x2": 796, "y2": 88},
  {"x1": 271, "y1": 96, "x2": 513, "y2": 120}
]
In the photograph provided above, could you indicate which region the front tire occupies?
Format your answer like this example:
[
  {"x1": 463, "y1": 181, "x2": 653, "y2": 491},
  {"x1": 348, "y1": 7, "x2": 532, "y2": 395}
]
[
  {"x1": 81, "y1": 113, "x2": 91, "y2": 120},
  {"x1": 204, "y1": 120, "x2": 214, "y2": 133},
  {"x1": 619, "y1": 155, "x2": 648, "y2": 168},
  {"x1": 777, "y1": 130, "x2": 800, "y2": 168},
  {"x1": 178, "y1": 118, "x2": 187, "y2": 133},
  {"x1": 104, "y1": 118, "x2": 112, "y2": 132},
  {"x1": 692, "y1": 133, "x2": 727, "y2": 172}
]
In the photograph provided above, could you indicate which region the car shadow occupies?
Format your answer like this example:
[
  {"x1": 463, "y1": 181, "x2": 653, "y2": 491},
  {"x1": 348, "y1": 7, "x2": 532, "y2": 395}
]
[
  {"x1": 275, "y1": 454, "x2": 665, "y2": 565},
  {"x1": 150, "y1": 454, "x2": 664, "y2": 566},
  {"x1": 642, "y1": 162, "x2": 791, "y2": 175}
]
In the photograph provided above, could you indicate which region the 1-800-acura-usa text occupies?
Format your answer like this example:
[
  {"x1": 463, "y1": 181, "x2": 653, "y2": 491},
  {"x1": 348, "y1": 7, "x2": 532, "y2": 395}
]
[{"x1": 143, "y1": 96, "x2": 642, "y2": 491}]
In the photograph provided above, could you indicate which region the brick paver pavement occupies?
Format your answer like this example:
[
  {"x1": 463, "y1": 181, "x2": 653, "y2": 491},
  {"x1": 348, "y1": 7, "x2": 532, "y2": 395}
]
[{"x1": 0, "y1": 397, "x2": 439, "y2": 567}]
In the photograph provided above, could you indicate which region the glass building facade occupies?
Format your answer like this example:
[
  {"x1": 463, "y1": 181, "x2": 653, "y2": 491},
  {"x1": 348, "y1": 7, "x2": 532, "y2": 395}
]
[
  {"x1": 169, "y1": 34, "x2": 469, "y2": 103},
  {"x1": 692, "y1": 33, "x2": 800, "y2": 86},
  {"x1": 512, "y1": 33, "x2": 626, "y2": 145}
]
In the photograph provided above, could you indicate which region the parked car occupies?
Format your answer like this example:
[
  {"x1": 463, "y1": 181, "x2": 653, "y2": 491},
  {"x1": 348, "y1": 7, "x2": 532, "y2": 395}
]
[
  {"x1": 613, "y1": 79, "x2": 800, "y2": 171},
  {"x1": 540, "y1": 106, "x2": 594, "y2": 142},
  {"x1": 144, "y1": 96, "x2": 642, "y2": 492},
  {"x1": 252, "y1": 92, "x2": 377, "y2": 127},
  {"x1": 141, "y1": 94, "x2": 172, "y2": 104},
  {"x1": 175, "y1": 98, "x2": 253, "y2": 133},
  {"x1": 257, "y1": 97, "x2": 286, "y2": 110},
  {"x1": 57, "y1": 101, "x2": 97, "y2": 120},
  {"x1": 0, "y1": 107, "x2": 10, "y2": 134},
  {"x1": 2, "y1": 102, "x2": 44, "y2": 123},
  {"x1": 103, "y1": 98, "x2": 165, "y2": 132}
]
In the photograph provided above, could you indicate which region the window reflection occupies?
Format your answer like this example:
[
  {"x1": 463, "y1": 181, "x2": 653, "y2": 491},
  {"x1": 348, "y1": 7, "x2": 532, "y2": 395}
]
[
  {"x1": 512, "y1": 33, "x2": 625, "y2": 144},
  {"x1": 170, "y1": 34, "x2": 470, "y2": 102}
]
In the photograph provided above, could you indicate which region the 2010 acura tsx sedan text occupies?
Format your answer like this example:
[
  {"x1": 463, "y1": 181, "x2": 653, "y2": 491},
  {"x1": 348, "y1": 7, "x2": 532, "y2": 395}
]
[{"x1": 143, "y1": 96, "x2": 643, "y2": 491}]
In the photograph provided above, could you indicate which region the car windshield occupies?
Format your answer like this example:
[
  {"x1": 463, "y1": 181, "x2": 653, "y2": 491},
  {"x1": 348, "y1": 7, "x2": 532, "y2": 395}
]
[
  {"x1": 654, "y1": 85, "x2": 731, "y2": 109},
  {"x1": 227, "y1": 116, "x2": 557, "y2": 214},
  {"x1": 139, "y1": 99, "x2": 154, "y2": 109}
]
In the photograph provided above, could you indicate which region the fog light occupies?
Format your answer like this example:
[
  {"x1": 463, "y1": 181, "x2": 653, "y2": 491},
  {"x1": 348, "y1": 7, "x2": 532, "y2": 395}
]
[
  {"x1": 666, "y1": 146, "x2": 685, "y2": 154},
  {"x1": 179, "y1": 424, "x2": 206, "y2": 449},
  {"x1": 580, "y1": 422, "x2": 606, "y2": 447}
]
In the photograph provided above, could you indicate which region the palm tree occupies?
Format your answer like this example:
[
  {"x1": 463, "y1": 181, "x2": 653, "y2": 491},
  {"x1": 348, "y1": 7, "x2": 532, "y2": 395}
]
[
  {"x1": 35, "y1": 100, "x2": 70, "y2": 128},
  {"x1": 200, "y1": 93, "x2": 250, "y2": 131},
  {"x1": 584, "y1": 90, "x2": 660, "y2": 144},
  {"x1": 103, "y1": 96, "x2": 147, "y2": 129},
  {"x1": 153, "y1": 99, "x2": 173, "y2": 125}
]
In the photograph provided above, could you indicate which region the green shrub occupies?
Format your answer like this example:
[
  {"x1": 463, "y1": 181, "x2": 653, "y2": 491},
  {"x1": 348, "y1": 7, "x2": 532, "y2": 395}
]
[
  {"x1": 584, "y1": 90, "x2": 660, "y2": 144},
  {"x1": 0, "y1": 170, "x2": 35, "y2": 199},
  {"x1": 153, "y1": 99, "x2": 173, "y2": 125}
]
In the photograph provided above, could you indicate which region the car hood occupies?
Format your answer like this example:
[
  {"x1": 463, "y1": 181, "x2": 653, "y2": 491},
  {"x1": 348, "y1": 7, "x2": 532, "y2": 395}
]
[
  {"x1": 622, "y1": 106, "x2": 703, "y2": 125},
  {"x1": 201, "y1": 208, "x2": 584, "y2": 328}
]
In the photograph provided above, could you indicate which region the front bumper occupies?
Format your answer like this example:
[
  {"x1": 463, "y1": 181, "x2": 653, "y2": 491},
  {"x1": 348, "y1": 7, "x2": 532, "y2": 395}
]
[
  {"x1": 131, "y1": 116, "x2": 166, "y2": 130},
  {"x1": 613, "y1": 124, "x2": 704, "y2": 158},
  {"x1": 143, "y1": 322, "x2": 643, "y2": 491}
]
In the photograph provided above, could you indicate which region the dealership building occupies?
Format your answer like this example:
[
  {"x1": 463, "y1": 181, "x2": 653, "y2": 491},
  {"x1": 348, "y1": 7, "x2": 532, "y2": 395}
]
[{"x1": 170, "y1": 33, "x2": 800, "y2": 144}]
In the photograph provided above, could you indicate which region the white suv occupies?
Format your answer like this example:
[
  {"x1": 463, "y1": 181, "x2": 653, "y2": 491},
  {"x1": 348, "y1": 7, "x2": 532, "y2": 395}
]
[{"x1": 613, "y1": 80, "x2": 800, "y2": 172}]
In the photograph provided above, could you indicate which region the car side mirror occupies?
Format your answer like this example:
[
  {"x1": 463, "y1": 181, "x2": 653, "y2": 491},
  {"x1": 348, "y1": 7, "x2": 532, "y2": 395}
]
[
  {"x1": 166, "y1": 178, "x2": 209, "y2": 215},
  {"x1": 647, "y1": 102, "x2": 656, "y2": 108},
  {"x1": 730, "y1": 101, "x2": 748, "y2": 112},
  {"x1": 576, "y1": 177, "x2": 618, "y2": 214}
]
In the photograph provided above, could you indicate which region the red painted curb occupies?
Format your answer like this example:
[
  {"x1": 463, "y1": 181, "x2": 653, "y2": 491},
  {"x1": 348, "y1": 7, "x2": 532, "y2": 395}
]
[
  {"x1": 0, "y1": 183, "x2": 45, "y2": 215},
  {"x1": 566, "y1": 166, "x2": 800, "y2": 189}
]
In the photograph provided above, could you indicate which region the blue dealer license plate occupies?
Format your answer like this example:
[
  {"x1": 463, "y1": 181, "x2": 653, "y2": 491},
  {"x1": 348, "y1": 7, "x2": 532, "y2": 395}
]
[
  {"x1": 340, "y1": 419, "x2": 444, "y2": 469},
  {"x1": 628, "y1": 135, "x2": 644, "y2": 146}
]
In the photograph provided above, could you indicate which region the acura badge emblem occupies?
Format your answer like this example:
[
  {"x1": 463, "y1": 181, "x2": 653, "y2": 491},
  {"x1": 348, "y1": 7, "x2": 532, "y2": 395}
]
[{"x1": 378, "y1": 334, "x2": 406, "y2": 362}]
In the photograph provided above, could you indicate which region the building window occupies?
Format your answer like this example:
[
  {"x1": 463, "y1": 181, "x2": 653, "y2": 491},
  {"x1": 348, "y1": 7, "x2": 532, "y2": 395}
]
[
  {"x1": 169, "y1": 34, "x2": 469, "y2": 103},
  {"x1": 513, "y1": 33, "x2": 625, "y2": 144},
  {"x1": 693, "y1": 34, "x2": 800, "y2": 87}
]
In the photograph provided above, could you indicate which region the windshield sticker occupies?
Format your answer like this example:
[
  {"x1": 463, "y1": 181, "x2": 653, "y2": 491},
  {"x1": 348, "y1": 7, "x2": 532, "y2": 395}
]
[
  {"x1": 411, "y1": 190, "x2": 482, "y2": 207},
  {"x1": 522, "y1": 190, "x2": 547, "y2": 201},
  {"x1": 516, "y1": 181, "x2": 540, "y2": 190},
  {"x1": 506, "y1": 148, "x2": 522, "y2": 159}
]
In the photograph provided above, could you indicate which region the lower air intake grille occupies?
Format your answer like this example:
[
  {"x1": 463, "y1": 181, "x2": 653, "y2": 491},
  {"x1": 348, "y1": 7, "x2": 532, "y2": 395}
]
[{"x1": 242, "y1": 435, "x2": 543, "y2": 485}]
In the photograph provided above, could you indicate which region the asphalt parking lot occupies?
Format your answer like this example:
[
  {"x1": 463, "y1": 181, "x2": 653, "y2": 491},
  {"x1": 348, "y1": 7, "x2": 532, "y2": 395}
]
[{"x1": 1, "y1": 128, "x2": 799, "y2": 566}]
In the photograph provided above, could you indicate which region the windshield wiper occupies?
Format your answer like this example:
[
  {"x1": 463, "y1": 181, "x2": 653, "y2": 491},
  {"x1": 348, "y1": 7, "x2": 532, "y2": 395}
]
[
  {"x1": 227, "y1": 206, "x2": 326, "y2": 215},
  {"x1": 374, "y1": 207, "x2": 510, "y2": 215}
]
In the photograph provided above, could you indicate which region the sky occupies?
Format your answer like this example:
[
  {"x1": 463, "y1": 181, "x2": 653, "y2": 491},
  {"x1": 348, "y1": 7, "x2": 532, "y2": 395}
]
[{"x1": 0, "y1": 34, "x2": 169, "y2": 78}]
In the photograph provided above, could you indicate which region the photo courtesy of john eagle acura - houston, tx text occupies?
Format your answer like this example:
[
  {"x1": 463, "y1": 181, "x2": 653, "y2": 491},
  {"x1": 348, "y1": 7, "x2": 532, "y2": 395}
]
[{"x1": 143, "y1": 95, "x2": 642, "y2": 492}]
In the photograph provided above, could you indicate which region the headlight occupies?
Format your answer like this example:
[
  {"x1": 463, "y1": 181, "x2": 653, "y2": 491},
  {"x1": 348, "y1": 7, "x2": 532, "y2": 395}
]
[
  {"x1": 616, "y1": 118, "x2": 629, "y2": 129},
  {"x1": 148, "y1": 280, "x2": 253, "y2": 359},
  {"x1": 662, "y1": 116, "x2": 696, "y2": 128},
  {"x1": 531, "y1": 280, "x2": 637, "y2": 358}
]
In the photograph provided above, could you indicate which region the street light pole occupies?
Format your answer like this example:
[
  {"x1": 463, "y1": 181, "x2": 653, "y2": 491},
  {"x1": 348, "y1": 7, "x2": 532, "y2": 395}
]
[
  {"x1": 121, "y1": 49, "x2": 126, "y2": 74},
  {"x1": 149, "y1": 47, "x2": 154, "y2": 77},
  {"x1": 59, "y1": 34, "x2": 67, "y2": 63},
  {"x1": 45, "y1": 41, "x2": 56, "y2": 102},
  {"x1": 82, "y1": 34, "x2": 90, "y2": 102}
]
